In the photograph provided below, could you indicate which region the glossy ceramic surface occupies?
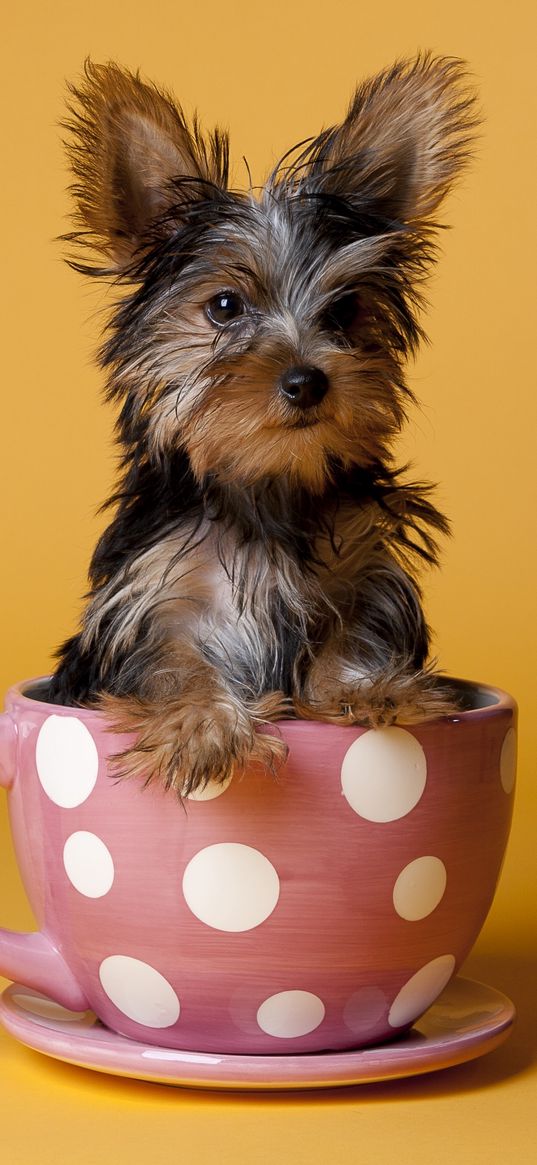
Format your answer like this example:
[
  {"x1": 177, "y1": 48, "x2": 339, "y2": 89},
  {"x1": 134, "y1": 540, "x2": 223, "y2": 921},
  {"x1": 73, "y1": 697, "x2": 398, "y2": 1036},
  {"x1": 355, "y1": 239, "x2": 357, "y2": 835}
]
[
  {"x1": 0, "y1": 677, "x2": 516, "y2": 1054},
  {"x1": 0, "y1": 977, "x2": 515, "y2": 1090}
]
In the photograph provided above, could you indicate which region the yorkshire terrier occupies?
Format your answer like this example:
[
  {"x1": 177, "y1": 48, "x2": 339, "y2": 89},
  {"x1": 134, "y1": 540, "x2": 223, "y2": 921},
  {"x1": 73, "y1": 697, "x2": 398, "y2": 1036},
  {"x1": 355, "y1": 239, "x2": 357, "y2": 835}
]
[{"x1": 48, "y1": 52, "x2": 479, "y2": 795}]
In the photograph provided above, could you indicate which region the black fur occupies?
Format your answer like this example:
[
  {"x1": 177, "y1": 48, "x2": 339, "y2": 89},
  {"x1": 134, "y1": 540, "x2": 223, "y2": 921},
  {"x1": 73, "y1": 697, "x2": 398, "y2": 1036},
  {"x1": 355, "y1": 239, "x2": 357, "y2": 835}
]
[
  {"x1": 43, "y1": 55, "x2": 479, "y2": 790},
  {"x1": 48, "y1": 451, "x2": 447, "y2": 706}
]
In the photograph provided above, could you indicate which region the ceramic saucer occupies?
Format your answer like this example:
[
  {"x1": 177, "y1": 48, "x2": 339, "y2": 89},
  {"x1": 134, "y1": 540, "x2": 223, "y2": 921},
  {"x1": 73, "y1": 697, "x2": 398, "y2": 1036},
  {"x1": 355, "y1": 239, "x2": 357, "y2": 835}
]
[{"x1": 0, "y1": 976, "x2": 515, "y2": 1091}]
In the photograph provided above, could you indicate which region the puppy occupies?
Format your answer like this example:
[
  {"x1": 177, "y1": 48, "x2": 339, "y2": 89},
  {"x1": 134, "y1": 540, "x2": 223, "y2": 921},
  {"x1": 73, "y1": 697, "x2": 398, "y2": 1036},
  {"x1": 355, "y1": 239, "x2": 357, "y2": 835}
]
[{"x1": 48, "y1": 53, "x2": 479, "y2": 794}]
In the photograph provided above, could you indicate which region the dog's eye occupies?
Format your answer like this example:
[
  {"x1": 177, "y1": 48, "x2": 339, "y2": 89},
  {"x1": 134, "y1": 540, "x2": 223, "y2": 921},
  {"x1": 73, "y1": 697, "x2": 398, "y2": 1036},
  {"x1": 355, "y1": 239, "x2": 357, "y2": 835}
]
[
  {"x1": 205, "y1": 291, "x2": 246, "y2": 326},
  {"x1": 324, "y1": 293, "x2": 359, "y2": 333}
]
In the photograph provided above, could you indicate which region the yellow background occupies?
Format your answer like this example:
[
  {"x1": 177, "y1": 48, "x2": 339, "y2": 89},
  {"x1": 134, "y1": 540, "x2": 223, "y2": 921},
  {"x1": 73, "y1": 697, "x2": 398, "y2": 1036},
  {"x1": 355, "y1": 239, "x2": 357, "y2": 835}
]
[{"x1": 0, "y1": 1, "x2": 535, "y2": 1161}]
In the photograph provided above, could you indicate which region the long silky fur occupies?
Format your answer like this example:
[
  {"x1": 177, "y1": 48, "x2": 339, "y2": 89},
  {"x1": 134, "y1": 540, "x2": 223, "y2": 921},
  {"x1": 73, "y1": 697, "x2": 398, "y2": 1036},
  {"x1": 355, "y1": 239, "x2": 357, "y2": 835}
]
[{"x1": 48, "y1": 52, "x2": 479, "y2": 793}]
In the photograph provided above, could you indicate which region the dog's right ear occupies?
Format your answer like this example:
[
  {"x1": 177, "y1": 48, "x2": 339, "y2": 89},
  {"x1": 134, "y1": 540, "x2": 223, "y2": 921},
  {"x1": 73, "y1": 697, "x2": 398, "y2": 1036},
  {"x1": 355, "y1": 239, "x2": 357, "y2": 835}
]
[{"x1": 60, "y1": 60, "x2": 229, "y2": 274}]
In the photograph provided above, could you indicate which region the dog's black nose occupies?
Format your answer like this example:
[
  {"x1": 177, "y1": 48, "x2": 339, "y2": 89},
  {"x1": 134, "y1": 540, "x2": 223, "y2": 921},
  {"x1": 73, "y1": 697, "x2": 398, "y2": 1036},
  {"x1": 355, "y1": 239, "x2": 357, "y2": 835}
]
[{"x1": 279, "y1": 365, "x2": 329, "y2": 409}]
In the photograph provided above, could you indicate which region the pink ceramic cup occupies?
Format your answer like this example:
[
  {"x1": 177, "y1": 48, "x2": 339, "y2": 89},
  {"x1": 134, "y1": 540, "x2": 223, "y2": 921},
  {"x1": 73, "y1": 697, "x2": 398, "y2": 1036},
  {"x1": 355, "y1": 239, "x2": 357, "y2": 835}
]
[{"x1": 0, "y1": 676, "x2": 516, "y2": 1054}]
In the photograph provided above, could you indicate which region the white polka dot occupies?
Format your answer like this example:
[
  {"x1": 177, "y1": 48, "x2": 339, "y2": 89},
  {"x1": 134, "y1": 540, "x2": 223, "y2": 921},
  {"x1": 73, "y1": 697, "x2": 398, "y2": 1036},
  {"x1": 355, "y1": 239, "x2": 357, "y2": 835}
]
[
  {"x1": 182, "y1": 843, "x2": 280, "y2": 932},
  {"x1": 343, "y1": 987, "x2": 387, "y2": 1034},
  {"x1": 63, "y1": 831, "x2": 115, "y2": 898},
  {"x1": 388, "y1": 954, "x2": 456, "y2": 1028},
  {"x1": 393, "y1": 856, "x2": 447, "y2": 921},
  {"x1": 99, "y1": 956, "x2": 180, "y2": 1028},
  {"x1": 257, "y1": 991, "x2": 326, "y2": 1038},
  {"x1": 341, "y1": 727, "x2": 427, "y2": 822},
  {"x1": 186, "y1": 774, "x2": 233, "y2": 801},
  {"x1": 500, "y1": 728, "x2": 516, "y2": 794},
  {"x1": 36, "y1": 715, "x2": 99, "y2": 808}
]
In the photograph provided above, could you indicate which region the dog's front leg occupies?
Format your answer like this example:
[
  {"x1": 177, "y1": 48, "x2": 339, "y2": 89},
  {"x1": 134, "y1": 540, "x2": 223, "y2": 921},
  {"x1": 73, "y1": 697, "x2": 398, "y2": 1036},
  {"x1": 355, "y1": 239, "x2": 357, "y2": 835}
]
[
  {"x1": 296, "y1": 564, "x2": 458, "y2": 727},
  {"x1": 97, "y1": 644, "x2": 288, "y2": 797},
  {"x1": 295, "y1": 650, "x2": 456, "y2": 728}
]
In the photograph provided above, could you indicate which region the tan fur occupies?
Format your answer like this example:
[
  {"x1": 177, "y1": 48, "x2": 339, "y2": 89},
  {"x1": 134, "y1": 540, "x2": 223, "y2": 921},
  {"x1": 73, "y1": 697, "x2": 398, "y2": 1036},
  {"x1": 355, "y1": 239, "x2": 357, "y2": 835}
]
[
  {"x1": 294, "y1": 656, "x2": 456, "y2": 727},
  {"x1": 62, "y1": 60, "x2": 227, "y2": 268},
  {"x1": 79, "y1": 483, "x2": 458, "y2": 790},
  {"x1": 317, "y1": 52, "x2": 479, "y2": 220},
  {"x1": 52, "y1": 53, "x2": 477, "y2": 793},
  {"x1": 99, "y1": 681, "x2": 289, "y2": 797}
]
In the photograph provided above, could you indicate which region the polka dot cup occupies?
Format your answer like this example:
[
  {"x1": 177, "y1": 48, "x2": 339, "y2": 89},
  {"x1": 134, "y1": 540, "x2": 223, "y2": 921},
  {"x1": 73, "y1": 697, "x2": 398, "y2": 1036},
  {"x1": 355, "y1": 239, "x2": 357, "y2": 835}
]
[{"x1": 0, "y1": 677, "x2": 516, "y2": 1054}]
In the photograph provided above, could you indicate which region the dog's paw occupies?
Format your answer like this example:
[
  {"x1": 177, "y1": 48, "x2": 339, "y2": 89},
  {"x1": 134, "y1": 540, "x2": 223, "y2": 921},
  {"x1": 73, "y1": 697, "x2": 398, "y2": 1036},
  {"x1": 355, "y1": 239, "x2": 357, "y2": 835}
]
[
  {"x1": 97, "y1": 691, "x2": 287, "y2": 797},
  {"x1": 295, "y1": 667, "x2": 459, "y2": 728},
  {"x1": 360, "y1": 670, "x2": 460, "y2": 727},
  {"x1": 294, "y1": 688, "x2": 396, "y2": 727}
]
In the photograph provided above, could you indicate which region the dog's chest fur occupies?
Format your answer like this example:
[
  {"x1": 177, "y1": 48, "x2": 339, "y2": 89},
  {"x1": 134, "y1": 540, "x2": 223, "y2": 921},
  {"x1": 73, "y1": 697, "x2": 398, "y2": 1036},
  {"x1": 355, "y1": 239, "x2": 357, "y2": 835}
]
[{"x1": 81, "y1": 495, "x2": 385, "y2": 700}]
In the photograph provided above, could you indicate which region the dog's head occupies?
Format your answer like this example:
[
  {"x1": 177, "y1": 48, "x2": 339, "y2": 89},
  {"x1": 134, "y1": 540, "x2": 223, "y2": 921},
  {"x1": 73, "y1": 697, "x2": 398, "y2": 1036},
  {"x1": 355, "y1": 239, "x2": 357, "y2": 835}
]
[{"x1": 62, "y1": 55, "x2": 478, "y2": 491}]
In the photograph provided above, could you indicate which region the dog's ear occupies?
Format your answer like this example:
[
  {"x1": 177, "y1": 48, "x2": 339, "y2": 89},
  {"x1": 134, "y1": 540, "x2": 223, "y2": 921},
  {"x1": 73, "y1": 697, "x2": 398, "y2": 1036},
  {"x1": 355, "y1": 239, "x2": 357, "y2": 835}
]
[
  {"x1": 60, "y1": 60, "x2": 229, "y2": 273},
  {"x1": 295, "y1": 53, "x2": 479, "y2": 223}
]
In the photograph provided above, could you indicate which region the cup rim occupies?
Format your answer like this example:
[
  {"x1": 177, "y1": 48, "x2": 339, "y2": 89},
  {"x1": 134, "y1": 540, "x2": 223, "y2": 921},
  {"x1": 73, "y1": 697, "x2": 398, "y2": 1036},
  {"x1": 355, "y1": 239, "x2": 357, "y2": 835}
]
[{"x1": 4, "y1": 674, "x2": 516, "y2": 725}]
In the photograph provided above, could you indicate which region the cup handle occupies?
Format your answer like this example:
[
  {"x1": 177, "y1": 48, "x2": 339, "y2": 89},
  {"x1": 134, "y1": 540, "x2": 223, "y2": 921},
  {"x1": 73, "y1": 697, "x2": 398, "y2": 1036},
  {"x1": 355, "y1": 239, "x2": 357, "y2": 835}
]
[
  {"x1": 0, "y1": 711, "x2": 90, "y2": 1011},
  {"x1": 0, "y1": 710, "x2": 17, "y2": 789}
]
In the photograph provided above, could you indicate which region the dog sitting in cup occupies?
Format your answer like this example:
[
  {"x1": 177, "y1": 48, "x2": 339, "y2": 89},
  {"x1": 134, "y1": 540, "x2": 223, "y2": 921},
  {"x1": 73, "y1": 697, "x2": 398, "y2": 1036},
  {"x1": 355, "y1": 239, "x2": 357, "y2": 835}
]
[{"x1": 49, "y1": 53, "x2": 478, "y2": 795}]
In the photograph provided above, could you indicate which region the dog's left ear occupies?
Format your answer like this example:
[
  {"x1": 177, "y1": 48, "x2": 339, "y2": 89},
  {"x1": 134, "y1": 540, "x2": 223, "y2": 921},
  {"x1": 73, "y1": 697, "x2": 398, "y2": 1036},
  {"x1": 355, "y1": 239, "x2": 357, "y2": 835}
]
[
  {"x1": 299, "y1": 53, "x2": 480, "y2": 223},
  {"x1": 60, "y1": 59, "x2": 229, "y2": 274}
]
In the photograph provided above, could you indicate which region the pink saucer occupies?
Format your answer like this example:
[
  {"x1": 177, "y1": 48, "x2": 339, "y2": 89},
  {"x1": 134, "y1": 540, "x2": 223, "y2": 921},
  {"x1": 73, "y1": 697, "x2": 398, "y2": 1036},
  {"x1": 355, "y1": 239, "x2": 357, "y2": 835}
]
[{"x1": 0, "y1": 976, "x2": 514, "y2": 1090}]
